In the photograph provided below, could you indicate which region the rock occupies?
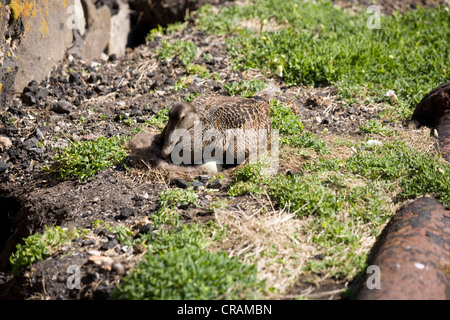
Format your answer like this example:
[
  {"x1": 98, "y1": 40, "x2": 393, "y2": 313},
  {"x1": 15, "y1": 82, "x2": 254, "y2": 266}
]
[
  {"x1": 0, "y1": 136, "x2": 12, "y2": 151},
  {"x1": 82, "y1": 239, "x2": 95, "y2": 247},
  {"x1": 118, "y1": 207, "x2": 134, "y2": 220},
  {"x1": 108, "y1": 0, "x2": 130, "y2": 57},
  {"x1": 196, "y1": 175, "x2": 211, "y2": 183},
  {"x1": 36, "y1": 88, "x2": 49, "y2": 101},
  {"x1": 366, "y1": 140, "x2": 383, "y2": 147},
  {"x1": 206, "y1": 178, "x2": 222, "y2": 189},
  {"x1": 22, "y1": 137, "x2": 39, "y2": 151},
  {"x1": 13, "y1": 1, "x2": 74, "y2": 96},
  {"x1": 191, "y1": 181, "x2": 204, "y2": 189},
  {"x1": 52, "y1": 100, "x2": 73, "y2": 114},
  {"x1": 0, "y1": 162, "x2": 11, "y2": 173},
  {"x1": 21, "y1": 92, "x2": 36, "y2": 106},
  {"x1": 69, "y1": 72, "x2": 83, "y2": 85},
  {"x1": 79, "y1": 4, "x2": 112, "y2": 60},
  {"x1": 171, "y1": 178, "x2": 190, "y2": 189},
  {"x1": 112, "y1": 262, "x2": 125, "y2": 275},
  {"x1": 100, "y1": 238, "x2": 119, "y2": 250},
  {"x1": 88, "y1": 255, "x2": 114, "y2": 271}
]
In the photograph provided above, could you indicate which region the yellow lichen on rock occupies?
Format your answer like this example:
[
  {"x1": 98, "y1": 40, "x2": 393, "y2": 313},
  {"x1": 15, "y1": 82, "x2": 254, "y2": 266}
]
[{"x1": 8, "y1": 0, "x2": 37, "y2": 21}]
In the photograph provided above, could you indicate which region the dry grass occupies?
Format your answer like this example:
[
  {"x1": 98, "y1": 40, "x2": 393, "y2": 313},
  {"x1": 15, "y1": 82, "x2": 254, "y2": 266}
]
[{"x1": 211, "y1": 193, "x2": 319, "y2": 298}]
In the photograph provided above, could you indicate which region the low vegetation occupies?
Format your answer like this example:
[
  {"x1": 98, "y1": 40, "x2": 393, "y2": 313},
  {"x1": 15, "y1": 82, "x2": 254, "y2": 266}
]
[{"x1": 45, "y1": 135, "x2": 129, "y2": 182}]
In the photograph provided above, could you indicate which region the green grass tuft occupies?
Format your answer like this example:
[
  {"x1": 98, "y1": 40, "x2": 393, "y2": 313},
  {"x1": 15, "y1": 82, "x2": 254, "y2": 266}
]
[{"x1": 46, "y1": 136, "x2": 128, "y2": 182}]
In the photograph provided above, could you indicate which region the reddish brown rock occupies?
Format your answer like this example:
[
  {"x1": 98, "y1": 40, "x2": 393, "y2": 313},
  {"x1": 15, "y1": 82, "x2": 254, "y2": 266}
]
[{"x1": 357, "y1": 197, "x2": 450, "y2": 300}]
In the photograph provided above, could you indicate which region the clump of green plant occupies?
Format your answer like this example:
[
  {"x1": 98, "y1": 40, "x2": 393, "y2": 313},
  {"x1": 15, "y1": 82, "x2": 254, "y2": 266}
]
[
  {"x1": 346, "y1": 141, "x2": 450, "y2": 207},
  {"x1": 156, "y1": 39, "x2": 198, "y2": 65},
  {"x1": 186, "y1": 63, "x2": 210, "y2": 78},
  {"x1": 224, "y1": 79, "x2": 267, "y2": 97},
  {"x1": 147, "y1": 22, "x2": 188, "y2": 42},
  {"x1": 281, "y1": 132, "x2": 330, "y2": 155},
  {"x1": 228, "y1": 159, "x2": 272, "y2": 196},
  {"x1": 158, "y1": 188, "x2": 200, "y2": 209},
  {"x1": 270, "y1": 99, "x2": 329, "y2": 154},
  {"x1": 112, "y1": 224, "x2": 263, "y2": 300},
  {"x1": 146, "y1": 108, "x2": 169, "y2": 130},
  {"x1": 359, "y1": 119, "x2": 394, "y2": 137},
  {"x1": 270, "y1": 99, "x2": 303, "y2": 135},
  {"x1": 46, "y1": 135, "x2": 128, "y2": 182},
  {"x1": 182, "y1": 91, "x2": 200, "y2": 102},
  {"x1": 10, "y1": 226, "x2": 80, "y2": 277}
]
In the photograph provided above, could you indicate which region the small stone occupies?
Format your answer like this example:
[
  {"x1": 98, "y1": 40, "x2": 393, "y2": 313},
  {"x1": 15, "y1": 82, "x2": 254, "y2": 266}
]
[
  {"x1": 87, "y1": 74, "x2": 97, "y2": 83},
  {"x1": 52, "y1": 100, "x2": 73, "y2": 114},
  {"x1": 101, "y1": 238, "x2": 119, "y2": 250},
  {"x1": 82, "y1": 240, "x2": 95, "y2": 247},
  {"x1": 21, "y1": 92, "x2": 36, "y2": 106},
  {"x1": 171, "y1": 178, "x2": 190, "y2": 189},
  {"x1": 206, "y1": 179, "x2": 222, "y2": 189},
  {"x1": 0, "y1": 162, "x2": 12, "y2": 173},
  {"x1": 196, "y1": 175, "x2": 211, "y2": 183},
  {"x1": 112, "y1": 262, "x2": 125, "y2": 275},
  {"x1": 432, "y1": 129, "x2": 439, "y2": 138},
  {"x1": 35, "y1": 128, "x2": 45, "y2": 141},
  {"x1": 366, "y1": 140, "x2": 383, "y2": 147},
  {"x1": 36, "y1": 89, "x2": 49, "y2": 101},
  {"x1": 191, "y1": 181, "x2": 204, "y2": 189},
  {"x1": 23, "y1": 137, "x2": 39, "y2": 151},
  {"x1": 118, "y1": 207, "x2": 134, "y2": 220},
  {"x1": 0, "y1": 136, "x2": 12, "y2": 151},
  {"x1": 89, "y1": 255, "x2": 114, "y2": 271},
  {"x1": 57, "y1": 274, "x2": 66, "y2": 283},
  {"x1": 69, "y1": 73, "x2": 82, "y2": 85}
]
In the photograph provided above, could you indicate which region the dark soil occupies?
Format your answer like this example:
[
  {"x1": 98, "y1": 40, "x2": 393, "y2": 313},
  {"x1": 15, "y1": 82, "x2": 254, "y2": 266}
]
[{"x1": 0, "y1": 0, "x2": 443, "y2": 300}]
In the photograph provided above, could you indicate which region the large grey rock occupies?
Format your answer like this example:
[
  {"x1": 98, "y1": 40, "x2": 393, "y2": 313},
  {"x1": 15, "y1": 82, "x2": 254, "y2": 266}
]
[
  {"x1": 108, "y1": 0, "x2": 130, "y2": 57},
  {"x1": 13, "y1": 1, "x2": 74, "y2": 96},
  {"x1": 70, "y1": 1, "x2": 111, "y2": 60}
]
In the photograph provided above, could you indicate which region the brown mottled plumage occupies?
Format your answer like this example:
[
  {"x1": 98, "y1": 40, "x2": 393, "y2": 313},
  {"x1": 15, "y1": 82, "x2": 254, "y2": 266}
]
[{"x1": 161, "y1": 86, "x2": 277, "y2": 165}]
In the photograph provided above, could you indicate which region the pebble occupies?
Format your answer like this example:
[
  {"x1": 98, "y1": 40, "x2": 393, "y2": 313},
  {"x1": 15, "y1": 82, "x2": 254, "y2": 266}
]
[
  {"x1": 101, "y1": 238, "x2": 119, "y2": 250},
  {"x1": 118, "y1": 207, "x2": 134, "y2": 220},
  {"x1": 206, "y1": 178, "x2": 222, "y2": 189},
  {"x1": 82, "y1": 239, "x2": 95, "y2": 247},
  {"x1": 191, "y1": 181, "x2": 204, "y2": 189},
  {"x1": 52, "y1": 100, "x2": 73, "y2": 114},
  {"x1": 112, "y1": 262, "x2": 125, "y2": 275},
  {"x1": 0, "y1": 136, "x2": 12, "y2": 151},
  {"x1": 366, "y1": 140, "x2": 383, "y2": 147},
  {"x1": 21, "y1": 92, "x2": 36, "y2": 106},
  {"x1": 171, "y1": 178, "x2": 190, "y2": 189},
  {"x1": 0, "y1": 162, "x2": 12, "y2": 173},
  {"x1": 35, "y1": 128, "x2": 45, "y2": 141}
]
